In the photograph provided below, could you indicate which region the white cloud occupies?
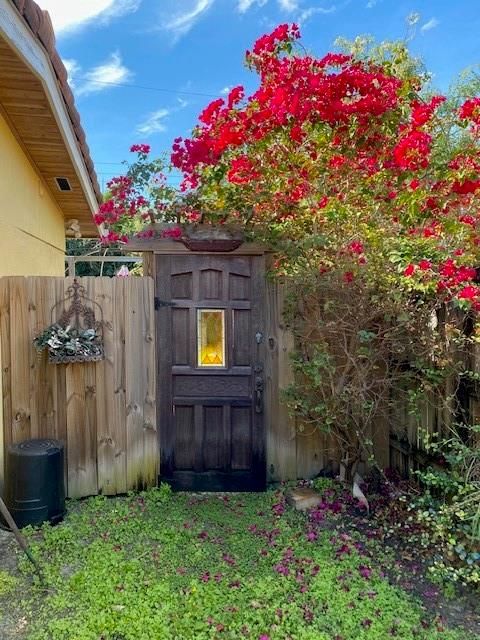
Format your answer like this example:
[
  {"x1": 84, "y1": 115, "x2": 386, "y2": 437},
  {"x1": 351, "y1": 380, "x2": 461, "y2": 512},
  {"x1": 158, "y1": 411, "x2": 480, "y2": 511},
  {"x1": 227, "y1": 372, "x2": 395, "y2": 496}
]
[
  {"x1": 62, "y1": 58, "x2": 81, "y2": 89},
  {"x1": 277, "y1": 0, "x2": 298, "y2": 11},
  {"x1": 237, "y1": 0, "x2": 268, "y2": 12},
  {"x1": 137, "y1": 109, "x2": 170, "y2": 135},
  {"x1": 76, "y1": 52, "x2": 133, "y2": 97},
  {"x1": 37, "y1": 0, "x2": 141, "y2": 34},
  {"x1": 177, "y1": 97, "x2": 189, "y2": 108},
  {"x1": 298, "y1": 5, "x2": 337, "y2": 22},
  {"x1": 162, "y1": 0, "x2": 215, "y2": 39},
  {"x1": 421, "y1": 17, "x2": 439, "y2": 32},
  {"x1": 221, "y1": 86, "x2": 231, "y2": 95}
]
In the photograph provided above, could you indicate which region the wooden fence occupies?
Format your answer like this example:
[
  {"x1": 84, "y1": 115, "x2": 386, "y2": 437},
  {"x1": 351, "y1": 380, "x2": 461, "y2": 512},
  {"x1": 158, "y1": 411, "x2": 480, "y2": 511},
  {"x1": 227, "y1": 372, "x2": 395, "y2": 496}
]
[
  {"x1": 0, "y1": 277, "x2": 157, "y2": 498},
  {"x1": 0, "y1": 275, "x2": 470, "y2": 498}
]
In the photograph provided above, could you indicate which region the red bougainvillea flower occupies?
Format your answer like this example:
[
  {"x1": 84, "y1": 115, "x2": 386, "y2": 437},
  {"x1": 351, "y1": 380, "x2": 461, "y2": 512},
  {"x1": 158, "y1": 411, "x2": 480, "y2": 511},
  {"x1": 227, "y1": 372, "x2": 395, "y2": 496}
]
[
  {"x1": 459, "y1": 214, "x2": 477, "y2": 226},
  {"x1": 199, "y1": 98, "x2": 225, "y2": 126},
  {"x1": 452, "y1": 179, "x2": 480, "y2": 195},
  {"x1": 185, "y1": 210, "x2": 202, "y2": 223},
  {"x1": 329, "y1": 155, "x2": 347, "y2": 169},
  {"x1": 348, "y1": 241, "x2": 364, "y2": 254},
  {"x1": 318, "y1": 52, "x2": 352, "y2": 68},
  {"x1": 161, "y1": 226, "x2": 182, "y2": 239},
  {"x1": 458, "y1": 97, "x2": 480, "y2": 125},
  {"x1": 100, "y1": 230, "x2": 127, "y2": 245},
  {"x1": 227, "y1": 85, "x2": 245, "y2": 109},
  {"x1": 317, "y1": 196, "x2": 329, "y2": 209},
  {"x1": 410, "y1": 96, "x2": 445, "y2": 127},
  {"x1": 358, "y1": 565, "x2": 373, "y2": 579},
  {"x1": 272, "y1": 501, "x2": 285, "y2": 516},
  {"x1": 458, "y1": 285, "x2": 480, "y2": 300},
  {"x1": 249, "y1": 22, "x2": 300, "y2": 58},
  {"x1": 404, "y1": 264, "x2": 416, "y2": 277},
  {"x1": 306, "y1": 530, "x2": 318, "y2": 542},
  {"x1": 419, "y1": 259, "x2": 432, "y2": 271},
  {"x1": 393, "y1": 130, "x2": 432, "y2": 170},
  {"x1": 130, "y1": 144, "x2": 151, "y2": 154},
  {"x1": 227, "y1": 156, "x2": 261, "y2": 184}
]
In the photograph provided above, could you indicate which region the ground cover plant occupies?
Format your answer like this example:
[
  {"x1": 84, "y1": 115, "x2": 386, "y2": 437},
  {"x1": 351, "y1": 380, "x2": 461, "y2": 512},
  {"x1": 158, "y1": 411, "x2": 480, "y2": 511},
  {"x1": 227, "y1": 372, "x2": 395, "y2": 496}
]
[{"x1": 0, "y1": 487, "x2": 477, "y2": 640}]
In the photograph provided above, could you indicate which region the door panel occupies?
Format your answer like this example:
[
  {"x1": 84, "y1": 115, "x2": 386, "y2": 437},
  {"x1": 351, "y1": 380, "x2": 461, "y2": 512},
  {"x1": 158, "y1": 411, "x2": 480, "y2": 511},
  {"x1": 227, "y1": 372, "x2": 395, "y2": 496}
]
[
  {"x1": 171, "y1": 272, "x2": 192, "y2": 299},
  {"x1": 233, "y1": 309, "x2": 251, "y2": 366},
  {"x1": 174, "y1": 376, "x2": 250, "y2": 397},
  {"x1": 231, "y1": 406, "x2": 252, "y2": 470},
  {"x1": 172, "y1": 308, "x2": 189, "y2": 365},
  {"x1": 156, "y1": 253, "x2": 266, "y2": 491},
  {"x1": 203, "y1": 405, "x2": 227, "y2": 470},
  {"x1": 200, "y1": 269, "x2": 223, "y2": 299},
  {"x1": 174, "y1": 406, "x2": 195, "y2": 470}
]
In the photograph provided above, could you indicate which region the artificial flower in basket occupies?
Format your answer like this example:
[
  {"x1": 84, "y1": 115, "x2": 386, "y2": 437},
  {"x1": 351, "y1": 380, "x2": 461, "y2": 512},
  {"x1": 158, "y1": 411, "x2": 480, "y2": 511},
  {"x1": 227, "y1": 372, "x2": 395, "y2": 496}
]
[{"x1": 33, "y1": 323, "x2": 104, "y2": 363}]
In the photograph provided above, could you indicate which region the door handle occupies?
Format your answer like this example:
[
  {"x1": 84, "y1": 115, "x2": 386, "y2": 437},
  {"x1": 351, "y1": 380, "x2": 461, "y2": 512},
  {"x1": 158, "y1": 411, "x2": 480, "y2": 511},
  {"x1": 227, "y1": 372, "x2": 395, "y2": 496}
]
[{"x1": 255, "y1": 375, "x2": 264, "y2": 414}]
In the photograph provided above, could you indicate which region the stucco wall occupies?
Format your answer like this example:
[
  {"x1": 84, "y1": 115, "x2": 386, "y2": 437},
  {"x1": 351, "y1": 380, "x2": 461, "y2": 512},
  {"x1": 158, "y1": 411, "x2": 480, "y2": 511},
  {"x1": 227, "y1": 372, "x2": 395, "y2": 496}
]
[
  {"x1": 0, "y1": 113, "x2": 67, "y2": 488},
  {"x1": 0, "y1": 112, "x2": 65, "y2": 276}
]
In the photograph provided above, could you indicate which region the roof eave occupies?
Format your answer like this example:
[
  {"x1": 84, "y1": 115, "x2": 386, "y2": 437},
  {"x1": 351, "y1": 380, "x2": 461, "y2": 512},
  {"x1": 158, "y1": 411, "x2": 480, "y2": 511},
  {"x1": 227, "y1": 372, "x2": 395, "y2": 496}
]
[{"x1": 1, "y1": 0, "x2": 101, "y2": 229}]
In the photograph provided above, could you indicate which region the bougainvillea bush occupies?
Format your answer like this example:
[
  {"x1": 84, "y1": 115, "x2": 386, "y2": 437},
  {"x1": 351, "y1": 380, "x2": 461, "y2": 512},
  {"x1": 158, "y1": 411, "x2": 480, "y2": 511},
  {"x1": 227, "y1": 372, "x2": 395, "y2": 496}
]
[{"x1": 96, "y1": 25, "x2": 480, "y2": 476}]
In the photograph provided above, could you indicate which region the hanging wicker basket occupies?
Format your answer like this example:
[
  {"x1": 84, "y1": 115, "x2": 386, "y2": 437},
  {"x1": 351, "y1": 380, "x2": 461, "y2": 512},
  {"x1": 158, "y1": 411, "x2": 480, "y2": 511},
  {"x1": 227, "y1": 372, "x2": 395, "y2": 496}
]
[
  {"x1": 34, "y1": 279, "x2": 105, "y2": 365},
  {"x1": 48, "y1": 347, "x2": 105, "y2": 365}
]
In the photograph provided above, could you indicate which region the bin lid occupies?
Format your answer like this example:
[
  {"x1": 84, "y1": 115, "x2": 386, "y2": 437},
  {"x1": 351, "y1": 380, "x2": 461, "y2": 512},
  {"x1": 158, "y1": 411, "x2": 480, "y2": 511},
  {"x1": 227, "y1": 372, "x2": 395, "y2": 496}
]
[{"x1": 8, "y1": 439, "x2": 63, "y2": 456}]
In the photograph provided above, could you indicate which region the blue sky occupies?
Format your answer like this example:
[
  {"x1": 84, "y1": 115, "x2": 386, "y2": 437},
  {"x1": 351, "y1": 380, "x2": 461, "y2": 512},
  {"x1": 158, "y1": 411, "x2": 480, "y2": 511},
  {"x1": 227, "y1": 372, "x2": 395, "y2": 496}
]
[{"x1": 38, "y1": 0, "x2": 480, "y2": 192}]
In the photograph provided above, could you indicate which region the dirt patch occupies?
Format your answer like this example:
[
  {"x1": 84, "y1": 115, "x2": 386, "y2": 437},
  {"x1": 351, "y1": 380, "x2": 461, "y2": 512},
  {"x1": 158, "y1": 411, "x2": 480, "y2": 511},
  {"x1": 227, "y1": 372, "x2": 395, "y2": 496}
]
[
  {"x1": 0, "y1": 529, "x2": 29, "y2": 640},
  {"x1": 0, "y1": 529, "x2": 19, "y2": 572}
]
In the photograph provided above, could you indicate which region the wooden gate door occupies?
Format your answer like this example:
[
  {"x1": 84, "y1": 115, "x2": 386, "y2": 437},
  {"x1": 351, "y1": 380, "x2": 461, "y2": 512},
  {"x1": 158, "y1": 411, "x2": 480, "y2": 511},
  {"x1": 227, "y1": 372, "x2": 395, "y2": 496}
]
[{"x1": 156, "y1": 252, "x2": 266, "y2": 491}]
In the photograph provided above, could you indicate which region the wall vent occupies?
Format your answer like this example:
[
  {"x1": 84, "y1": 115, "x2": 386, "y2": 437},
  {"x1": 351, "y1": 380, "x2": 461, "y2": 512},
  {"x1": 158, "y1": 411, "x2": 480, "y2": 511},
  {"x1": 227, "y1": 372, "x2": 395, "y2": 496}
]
[{"x1": 55, "y1": 177, "x2": 72, "y2": 192}]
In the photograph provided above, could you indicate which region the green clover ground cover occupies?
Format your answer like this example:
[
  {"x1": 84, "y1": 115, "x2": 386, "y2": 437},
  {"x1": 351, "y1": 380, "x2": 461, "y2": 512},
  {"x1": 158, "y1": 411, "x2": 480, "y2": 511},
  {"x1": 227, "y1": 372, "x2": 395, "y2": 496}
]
[{"x1": 6, "y1": 487, "x2": 476, "y2": 640}]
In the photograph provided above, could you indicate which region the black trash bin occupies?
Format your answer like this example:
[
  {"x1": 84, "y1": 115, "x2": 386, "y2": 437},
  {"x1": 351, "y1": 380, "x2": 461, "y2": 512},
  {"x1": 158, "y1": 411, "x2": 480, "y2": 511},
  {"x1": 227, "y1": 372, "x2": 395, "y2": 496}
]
[{"x1": 4, "y1": 439, "x2": 65, "y2": 528}]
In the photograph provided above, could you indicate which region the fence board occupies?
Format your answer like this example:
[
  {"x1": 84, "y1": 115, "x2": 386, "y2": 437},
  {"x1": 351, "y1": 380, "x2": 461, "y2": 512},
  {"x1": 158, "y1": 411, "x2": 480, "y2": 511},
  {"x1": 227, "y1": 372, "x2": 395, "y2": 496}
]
[
  {"x1": 66, "y1": 363, "x2": 87, "y2": 498},
  {"x1": 125, "y1": 281, "x2": 145, "y2": 489},
  {"x1": 0, "y1": 276, "x2": 157, "y2": 498},
  {"x1": 10, "y1": 277, "x2": 31, "y2": 444},
  {"x1": 95, "y1": 278, "x2": 118, "y2": 495},
  {"x1": 141, "y1": 277, "x2": 158, "y2": 487},
  {"x1": 29, "y1": 277, "x2": 54, "y2": 440},
  {"x1": 112, "y1": 278, "x2": 127, "y2": 493},
  {"x1": 125, "y1": 279, "x2": 158, "y2": 490},
  {"x1": 0, "y1": 279, "x2": 11, "y2": 491},
  {"x1": 265, "y1": 277, "x2": 297, "y2": 481},
  {"x1": 296, "y1": 427, "x2": 327, "y2": 479},
  {"x1": 53, "y1": 278, "x2": 67, "y2": 451}
]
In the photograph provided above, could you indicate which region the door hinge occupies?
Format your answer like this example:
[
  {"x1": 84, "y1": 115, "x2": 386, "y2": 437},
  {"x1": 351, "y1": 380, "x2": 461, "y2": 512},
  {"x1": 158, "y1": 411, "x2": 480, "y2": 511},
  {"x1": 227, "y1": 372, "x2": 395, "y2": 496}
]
[{"x1": 154, "y1": 297, "x2": 175, "y2": 310}]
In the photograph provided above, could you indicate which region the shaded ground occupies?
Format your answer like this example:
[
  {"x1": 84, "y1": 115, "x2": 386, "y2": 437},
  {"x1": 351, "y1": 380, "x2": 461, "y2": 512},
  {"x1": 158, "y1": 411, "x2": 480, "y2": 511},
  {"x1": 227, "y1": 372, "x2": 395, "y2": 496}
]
[
  {"x1": 0, "y1": 487, "x2": 477, "y2": 639},
  {"x1": 0, "y1": 528, "x2": 28, "y2": 639},
  {"x1": 325, "y1": 509, "x2": 480, "y2": 636}
]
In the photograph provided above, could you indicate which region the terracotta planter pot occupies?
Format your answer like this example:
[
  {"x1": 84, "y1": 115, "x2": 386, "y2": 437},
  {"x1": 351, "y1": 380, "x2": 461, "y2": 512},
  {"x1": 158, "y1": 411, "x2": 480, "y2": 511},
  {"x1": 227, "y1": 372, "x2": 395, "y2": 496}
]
[
  {"x1": 180, "y1": 224, "x2": 244, "y2": 252},
  {"x1": 180, "y1": 238, "x2": 243, "y2": 252}
]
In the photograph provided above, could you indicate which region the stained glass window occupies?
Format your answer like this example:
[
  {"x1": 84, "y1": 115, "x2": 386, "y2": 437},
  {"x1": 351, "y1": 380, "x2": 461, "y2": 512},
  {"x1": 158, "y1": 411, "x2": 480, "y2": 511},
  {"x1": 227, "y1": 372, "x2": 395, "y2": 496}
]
[{"x1": 197, "y1": 309, "x2": 226, "y2": 367}]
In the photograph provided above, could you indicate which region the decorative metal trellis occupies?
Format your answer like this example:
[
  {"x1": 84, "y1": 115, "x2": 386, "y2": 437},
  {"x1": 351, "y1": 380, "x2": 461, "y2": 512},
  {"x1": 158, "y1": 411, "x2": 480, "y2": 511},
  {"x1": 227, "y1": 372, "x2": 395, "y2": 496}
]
[{"x1": 39, "y1": 279, "x2": 105, "y2": 364}]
